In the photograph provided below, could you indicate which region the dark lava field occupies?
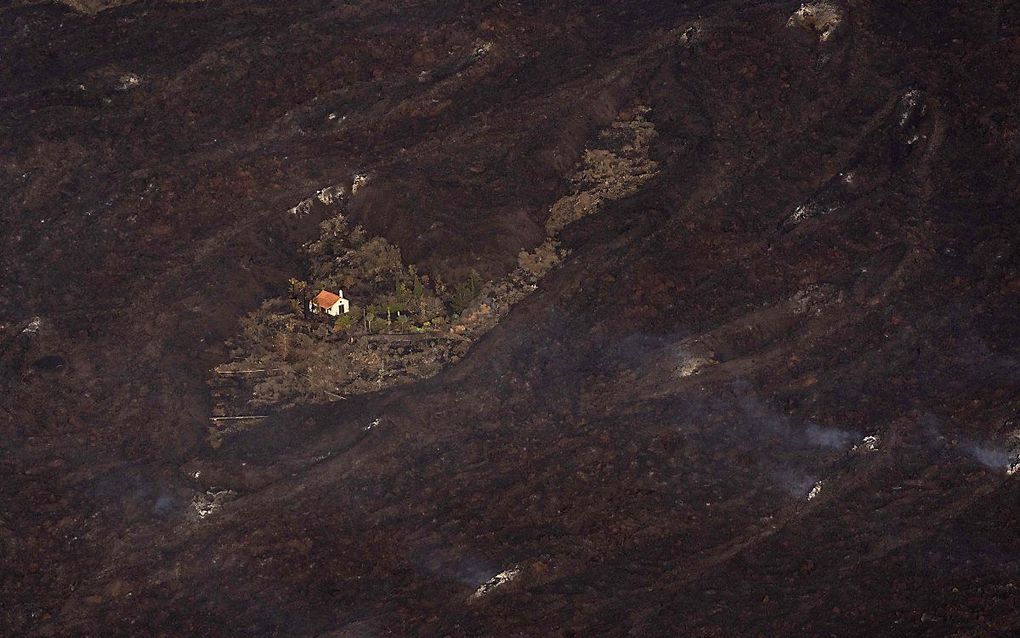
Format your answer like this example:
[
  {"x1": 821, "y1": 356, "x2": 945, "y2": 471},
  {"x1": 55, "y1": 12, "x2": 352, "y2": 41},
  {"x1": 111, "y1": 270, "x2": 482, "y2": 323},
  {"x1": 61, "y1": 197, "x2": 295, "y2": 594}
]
[{"x1": 2, "y1": 1, "x2": 1020, "y2": 636}]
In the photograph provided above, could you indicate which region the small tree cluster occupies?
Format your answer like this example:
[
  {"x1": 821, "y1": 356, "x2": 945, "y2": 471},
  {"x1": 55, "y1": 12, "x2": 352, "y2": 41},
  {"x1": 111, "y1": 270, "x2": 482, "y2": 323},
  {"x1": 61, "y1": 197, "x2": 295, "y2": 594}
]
[{"x1": 450, "y1": 269, "x2": 483, "y2": 314}]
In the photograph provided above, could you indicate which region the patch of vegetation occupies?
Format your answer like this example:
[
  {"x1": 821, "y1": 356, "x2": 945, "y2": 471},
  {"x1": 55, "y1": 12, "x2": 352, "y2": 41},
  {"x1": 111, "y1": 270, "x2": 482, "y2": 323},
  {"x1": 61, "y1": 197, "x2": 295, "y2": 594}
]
[
  {"x1": 210, "y1": 107, "x2": 655, "y2": 443},
  {"x1": 210, "y1": 215, "x2": 488, "y2": 439}
]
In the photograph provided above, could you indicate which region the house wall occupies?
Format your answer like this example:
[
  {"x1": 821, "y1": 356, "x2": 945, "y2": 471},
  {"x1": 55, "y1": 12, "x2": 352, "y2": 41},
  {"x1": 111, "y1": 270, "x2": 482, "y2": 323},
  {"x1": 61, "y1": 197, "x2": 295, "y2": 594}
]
[{"x1": 327, "y1": 299, "x2": 350, "y2": 316}]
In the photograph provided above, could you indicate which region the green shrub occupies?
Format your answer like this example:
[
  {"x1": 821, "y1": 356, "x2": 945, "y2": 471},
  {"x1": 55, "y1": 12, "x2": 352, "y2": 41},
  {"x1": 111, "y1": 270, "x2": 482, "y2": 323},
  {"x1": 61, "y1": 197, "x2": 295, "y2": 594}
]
[{"x1": 333, "y1": 314, "x2": 355, "y2": 334}]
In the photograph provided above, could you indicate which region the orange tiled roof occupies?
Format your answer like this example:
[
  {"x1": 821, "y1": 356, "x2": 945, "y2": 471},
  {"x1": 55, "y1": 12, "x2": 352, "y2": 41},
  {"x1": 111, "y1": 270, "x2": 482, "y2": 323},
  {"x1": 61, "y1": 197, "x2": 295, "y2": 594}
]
[{"x1": 312, "y1": 290, "x2": 341, "y2": 309}]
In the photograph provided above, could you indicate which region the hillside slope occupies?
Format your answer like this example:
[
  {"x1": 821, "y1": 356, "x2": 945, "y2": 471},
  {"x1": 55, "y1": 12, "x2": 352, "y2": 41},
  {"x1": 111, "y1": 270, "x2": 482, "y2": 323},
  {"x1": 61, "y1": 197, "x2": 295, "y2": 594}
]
[{"x1": 2, "y1": 1, "x2": 1019, "y2": 635}]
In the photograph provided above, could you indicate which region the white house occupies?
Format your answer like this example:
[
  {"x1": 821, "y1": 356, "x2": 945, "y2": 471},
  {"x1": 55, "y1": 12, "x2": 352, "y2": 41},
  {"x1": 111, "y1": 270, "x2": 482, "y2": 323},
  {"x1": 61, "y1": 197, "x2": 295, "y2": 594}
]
[{"x1": 309, "y1": 289, "x2": 349, "y2": 316}]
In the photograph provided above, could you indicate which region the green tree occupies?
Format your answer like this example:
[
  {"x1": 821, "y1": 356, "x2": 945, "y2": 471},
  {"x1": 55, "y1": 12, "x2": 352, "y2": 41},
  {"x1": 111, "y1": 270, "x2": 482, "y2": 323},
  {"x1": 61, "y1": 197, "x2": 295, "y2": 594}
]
[
  {"x1": 288, "y1": 278, "x2": 309, "y2": 299},
  {"x1": 450, "y1": 269, "x2": 483, "y2": 313},
  {"x1": 364, "y1": 304, "x2": 379, "y2": 333},
  {"x1": 287, "y1": 278, "x2": 310, "y2": 316},
  {"x1": 306, "y1": 216, "x2": 351, "y2": 258}
]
